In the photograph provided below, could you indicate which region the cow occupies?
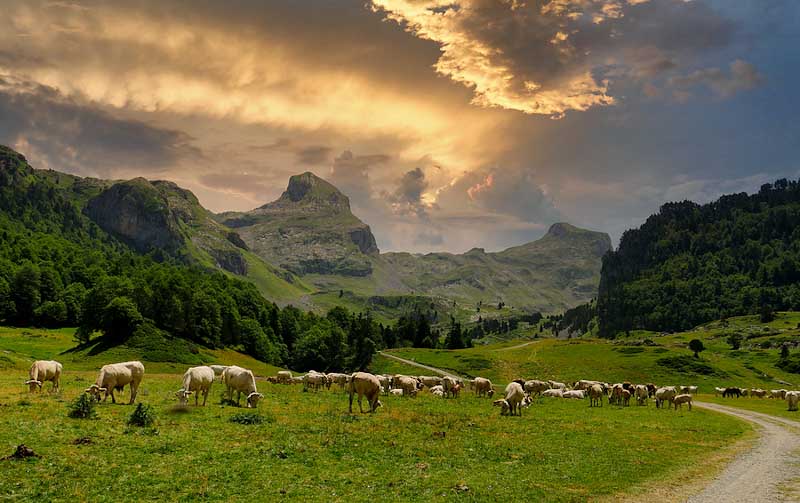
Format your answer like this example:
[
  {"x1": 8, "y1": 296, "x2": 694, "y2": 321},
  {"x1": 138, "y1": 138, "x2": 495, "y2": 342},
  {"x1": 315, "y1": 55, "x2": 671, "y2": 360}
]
[
  {"x1": 221, "y1": 366, "x2": 263, "y2": 408},
  {"x1": 634, "y1": 384, "x2": 648, "y2": 406},
  {"x1": 442, "y1": 376, "x2": 459, "y2": 398},
  {"x1": 209, "y1": 365, "x2": 228, "y2": 379},
  {"x1": 303, "y1": 371, "x2": 327, "y2": 392},
  {"x1": 85, "y1": 361, "x2": 145, "y2": 405},
  {"x1": 548, "y1": 380, "x2": 567, "y2": 391},
  {"x1": 349, "y1": 372, "x2": 382, "y2": 413},
  {"x1": 673, "y1": 394, "x2": 692, "y2": 411},
  {"x1": 750, "y1": 389, "x2": 767, "y2": 398},
  {"x1": 26, "y1": 360, "x2": 62, "y2": 393},
  {"x1": 524, "y1": 380, "x2": 551, "y2": 398},
  {"x1": 655, "y1": 386, "x2": 677, "y2": 409},
  {"x1": 175, "y1": 366, "x2": 215, "y2": 406},
  {"x1": 494, "y1": 382, "x2": 526, "y2": 416},
  {"x1": 327, "y1": 373, "x2": 350, "y2": 391},
  {"x1": 722, "y1": 387, "x2": 742, "y2": 398},
  {"x1": 646, "y1": 383, "x2": 657, "y2": 398},
  {"x1": 419, "y1": 376, "x2": 442, "y2": 388},
  {"x1": 397, "y1": 376, "x2": 421, "y2": 397},
  {"x1": 276, "y1": 370, "x2": 292, "y2": 384},
  {"x1": 542, "y1": 389, "x2": 564, "y2": 398},
  {"x1": 562, "y1": 390, "x2": 585, "y2": 399},
  {"x1": 786, "y1": 391, "x2": 800, "y2": 412},
  {"x1": 589, "y1": 384, "x2": 603, "y2": 407},
  {"x1": 473, "y1": 377, "x2": 494, "y2": 398}
]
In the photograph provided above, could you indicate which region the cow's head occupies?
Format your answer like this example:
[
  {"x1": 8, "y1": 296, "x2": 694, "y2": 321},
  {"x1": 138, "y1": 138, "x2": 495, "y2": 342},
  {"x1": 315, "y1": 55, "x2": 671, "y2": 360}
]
[
  {"x1": 372, "y1": 399, "x2": 383, "y2": 412},
  {"x1": 488, "y1": 389, "x2": 495, "y2": 398},
  {"x1": 493, "y1": 399, "x2": 510, "y2": 415},
  {"x1": 175, "y1": 388, "x2": 193, "y2": 406},
  {"x1": 25, "y1": 379, "x2": 42, "y2": 392},
  {"x1": 84, "y1": 384, "x2": 106, "y2": 401},
  {"x1": 246, "y1": 392, "x2": 264, "y2": 408}
]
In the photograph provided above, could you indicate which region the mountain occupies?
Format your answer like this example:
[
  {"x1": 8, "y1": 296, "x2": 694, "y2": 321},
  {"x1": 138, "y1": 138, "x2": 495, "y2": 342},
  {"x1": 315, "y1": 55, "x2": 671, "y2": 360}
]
[
  {"x1": 218, "y1": 172, "x2": 379, "y2": 277},
  {"x1": 218, "y1": 172, "x2": 610, "y2": 315},
  {"x1": 598, "y1": 178, "x2": 800, "y2": 337}
]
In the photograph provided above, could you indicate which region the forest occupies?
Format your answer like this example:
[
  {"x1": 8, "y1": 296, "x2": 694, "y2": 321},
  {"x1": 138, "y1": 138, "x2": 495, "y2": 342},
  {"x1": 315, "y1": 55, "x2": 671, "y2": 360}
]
[{"x1": 598, "y1": 178, "x2": 800, "y2": 337}]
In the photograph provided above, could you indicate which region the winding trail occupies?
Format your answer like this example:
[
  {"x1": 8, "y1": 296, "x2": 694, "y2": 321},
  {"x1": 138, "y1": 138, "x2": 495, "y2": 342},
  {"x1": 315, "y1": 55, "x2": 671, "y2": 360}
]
[
  {"x1": 687, "y1": 402, "x2": 800, "y2": 503},
  {"x1": 493, "y1": 340, "x2": 539, "y2": 351},
  {"x1": 376, "y1": 351, "x2": 459, "y2": 378}
]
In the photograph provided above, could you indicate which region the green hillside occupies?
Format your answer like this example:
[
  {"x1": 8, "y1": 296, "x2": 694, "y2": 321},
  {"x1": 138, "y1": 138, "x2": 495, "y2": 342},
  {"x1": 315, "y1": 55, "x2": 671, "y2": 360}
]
[
  {"x1": 599, "y1": 179, "x2": 800, "y2": 337},
  {"x1": 373, "y1": 312, "x2": 800, "y2": 389}
]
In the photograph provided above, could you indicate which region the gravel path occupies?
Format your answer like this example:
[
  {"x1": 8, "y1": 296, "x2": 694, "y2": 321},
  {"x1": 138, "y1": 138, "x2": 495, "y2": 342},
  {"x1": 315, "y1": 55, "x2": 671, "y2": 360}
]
[
  {"x1": 376, "y1": 352, "x2": 459, "y2": 378},
  {"x1": 687, "y1": 402, "x2": 800, "y2": 503},
  {"x1": 493, "y1": 340, "x2": 539, "y2": 351}
]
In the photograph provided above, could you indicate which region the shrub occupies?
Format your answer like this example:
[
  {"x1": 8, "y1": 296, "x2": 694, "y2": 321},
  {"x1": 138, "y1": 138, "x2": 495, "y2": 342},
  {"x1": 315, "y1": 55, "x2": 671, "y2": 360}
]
[
  {"x1": 127, "y1": 403, "x2": 157, "y2": 427},
  {"x1": 68, "y1": 393, "x2": 97, "y2": 419},
  {"x1": 656, "y1": 355, "x2": 725, "y2": 376}
]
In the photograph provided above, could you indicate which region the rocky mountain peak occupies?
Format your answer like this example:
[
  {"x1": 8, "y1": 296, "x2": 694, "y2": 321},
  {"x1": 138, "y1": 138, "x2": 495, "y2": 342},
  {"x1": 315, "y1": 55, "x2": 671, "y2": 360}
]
[{"x1": 263, "y1": 171, "x2": 350, "y2": 212}]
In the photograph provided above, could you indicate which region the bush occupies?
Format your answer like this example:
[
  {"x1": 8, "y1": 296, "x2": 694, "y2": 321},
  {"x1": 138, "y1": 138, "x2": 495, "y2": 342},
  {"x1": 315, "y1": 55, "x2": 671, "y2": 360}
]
[
  {"x1": 656, "y1": 355, "x2": 725, "y2": 376},
  {"x1": 127, "y1": 403, "x2": 157, "y2": 427},
  {"x1": 68, "y1": 393, "x2": 97, "y2": 419},
  {"x1": 229, "y1": 412, "x2": 271, "y2": 425}
]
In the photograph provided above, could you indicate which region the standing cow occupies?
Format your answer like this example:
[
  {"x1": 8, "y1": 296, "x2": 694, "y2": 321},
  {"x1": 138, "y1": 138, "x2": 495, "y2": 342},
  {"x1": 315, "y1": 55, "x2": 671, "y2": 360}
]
[
  {"x1": 85, "y1": 361, "x2": 145, "y2": 404},
  {"x1": 26, "y1": 360, "x2": 62, "y2": 393}
]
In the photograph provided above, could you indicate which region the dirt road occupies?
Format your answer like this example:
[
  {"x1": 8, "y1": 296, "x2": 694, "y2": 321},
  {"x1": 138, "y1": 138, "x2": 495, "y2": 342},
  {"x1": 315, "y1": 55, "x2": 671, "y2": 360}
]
[
  {"x1": 687, "y1": 402, "x2": 800, "y2": 503},
  {"x1": 376, "y1": 352, "x2": 459, "y2": 378}
]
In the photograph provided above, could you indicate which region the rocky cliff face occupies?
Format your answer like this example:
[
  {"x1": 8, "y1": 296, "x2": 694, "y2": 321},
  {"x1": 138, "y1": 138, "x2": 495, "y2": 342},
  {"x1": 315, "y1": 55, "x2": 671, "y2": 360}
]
[
  {"x1": 218, "y1": 172, "x2": 379, "y2": 276},
  {"x1": 85, "y1": 178, "x2": 184, "y2": 254},
  {"x1": 85, "y1": 178, "x2": 249, "y2": 275}
]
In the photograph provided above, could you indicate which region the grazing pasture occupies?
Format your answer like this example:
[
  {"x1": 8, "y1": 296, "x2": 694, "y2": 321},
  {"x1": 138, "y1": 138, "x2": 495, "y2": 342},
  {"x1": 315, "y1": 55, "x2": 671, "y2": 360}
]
[{"x1": 0, "y1": 371, "x2": 747, "y2": 502}]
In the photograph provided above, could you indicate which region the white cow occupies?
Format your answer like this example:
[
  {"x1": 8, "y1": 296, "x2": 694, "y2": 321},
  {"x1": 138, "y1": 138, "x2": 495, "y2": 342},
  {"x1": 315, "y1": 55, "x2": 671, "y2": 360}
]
[
  {"x1": 349, "y1": 372, "x2": 382, "y2": 413},
  {"x1": 673, "y1": 393, "x2": 693, "y2": 411},
  {"x1": 175, "y1": 366, "x2": 215, "y2": 406},
  {"x1": 85, "y1": 361, "x2": 145, "y2": 404},
  {"x1": 562, "y1": 390, "x2": 585, "y2": 399},
  {"x1": 419, "y1": 376, "x2": 442, "y2": 388},
  {"x1": 326, "y1": 373, "x2": 350, "y2": 390},
  {"x1": 655, "y1": 386, "x2": 677, "y2": 409},
  {"x1": 473, "y1": 377, "x2": 494, "y2": 398},
  {"x1": 524, "y1": 380, "x2": 551, "y2": 397},
  {"x1": 396, "y1": 376, "x2": 420, "y2": 397},
  {"x1": 209, "y1": 365, "x2": 228, "y2": 379},
  {"x1": 634, "y1": 384, "x2": 649, "y2": 406},
  {"x1": 276, "y1": 370, "x2": 292, "y2": 384},
  {"x1": 548, "y1": 380, "x2": 568, "y2": 391},
  {"x1": 494, "y1": 382, "x2": 526, "y2": 416},
  {"x1": 304, "y1": 371, "x2": 327, "y2": 392},
  {"x1": 542, "y1": 388, "x2": 563, "y2": 398},
  {"x1": 222, "y1": 366, "x2": 263, "y2": 408},
  {"x1": 26, "y1": 360, "x2": 62, "y2": 393},
  {"x1": 786, "y1": 391, "x2": 800, "y2": 412}
]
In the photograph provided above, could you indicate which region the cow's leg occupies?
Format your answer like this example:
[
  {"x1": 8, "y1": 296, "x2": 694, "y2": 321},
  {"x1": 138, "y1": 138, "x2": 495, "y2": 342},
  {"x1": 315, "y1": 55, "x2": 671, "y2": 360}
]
[
  {"x1": 129, "y1": 383, "x2": 138, "y2": 404},
  {"x1": 109, "y1": 389, "x2": 115, "y2": 404},
  {"x1": 359, "y1": 394, "x2": 365, "y2": 413}
]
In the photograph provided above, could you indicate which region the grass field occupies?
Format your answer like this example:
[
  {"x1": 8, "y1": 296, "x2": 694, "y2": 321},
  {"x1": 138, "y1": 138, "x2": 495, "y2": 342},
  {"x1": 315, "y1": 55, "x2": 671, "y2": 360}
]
[
  {"x1": 0, "y1": 371, "x2": 749, "y2": 502},
  {"x1": 373, "y1": 313, "x2": 800, "y2": 391},
  {"x1": 699, "y1": 394, "x2": 800, "y2": 422}
]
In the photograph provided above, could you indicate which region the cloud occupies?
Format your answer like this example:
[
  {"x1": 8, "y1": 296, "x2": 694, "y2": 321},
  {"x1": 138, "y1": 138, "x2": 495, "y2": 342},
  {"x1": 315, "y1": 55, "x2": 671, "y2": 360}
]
[
  {"x1": 668, "y1": 59, "x2": 763, "y2": 100},
  {"x1": 328, "y1": 150, "x2": 391, "y2": 205},
  {"x1": 0, "y1": 73, "x2": 199, "y2": 177},
  {"x1": 370, "y1": 0, "x2": 748, "y2": 117}
]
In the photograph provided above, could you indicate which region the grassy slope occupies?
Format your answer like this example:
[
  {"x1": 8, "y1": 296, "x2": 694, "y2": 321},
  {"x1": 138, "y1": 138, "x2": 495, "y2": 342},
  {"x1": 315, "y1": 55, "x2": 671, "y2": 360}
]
[
  {"x1": 0, "y1": 326, "x2": 282, "y2": 376},
  {"x1": 0, "y1": 372, "x2": 746, "y2": 502},
  {"x1": 374, "y1": 313, "x2": 800, "y2": 390}
]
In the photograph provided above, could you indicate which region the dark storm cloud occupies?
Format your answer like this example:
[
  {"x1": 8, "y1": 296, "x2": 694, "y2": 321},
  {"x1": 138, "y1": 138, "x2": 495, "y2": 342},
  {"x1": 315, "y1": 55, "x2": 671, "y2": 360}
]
[{"x1": 0, "y1": 76, "x2": 199, "y2": 177}]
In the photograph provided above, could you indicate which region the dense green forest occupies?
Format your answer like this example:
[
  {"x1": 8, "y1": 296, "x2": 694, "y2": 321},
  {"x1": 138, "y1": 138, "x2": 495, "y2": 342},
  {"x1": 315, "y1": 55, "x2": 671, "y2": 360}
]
[{"x1": 598, "y1": 179, "x2": 800, "y2": 337}]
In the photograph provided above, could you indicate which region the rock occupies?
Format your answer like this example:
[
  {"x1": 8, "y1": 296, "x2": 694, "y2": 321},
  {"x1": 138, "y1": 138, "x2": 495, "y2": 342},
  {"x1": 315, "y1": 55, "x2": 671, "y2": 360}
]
[{"x1": 2, "y1": 444, "x2": 40, "y2": 460}]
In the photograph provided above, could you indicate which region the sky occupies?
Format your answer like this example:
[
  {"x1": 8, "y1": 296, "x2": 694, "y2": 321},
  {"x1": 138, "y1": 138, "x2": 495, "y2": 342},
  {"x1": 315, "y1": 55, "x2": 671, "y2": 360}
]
[{"x1": 1, "y1": 0, "x2": 798, "y2": 253}]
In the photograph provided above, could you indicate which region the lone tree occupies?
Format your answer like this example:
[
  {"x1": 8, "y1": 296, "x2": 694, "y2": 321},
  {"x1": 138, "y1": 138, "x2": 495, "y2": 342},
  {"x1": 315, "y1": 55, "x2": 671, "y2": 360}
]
[{"x1": 689, "y1": 339, "x2": 705, "y2": 359}]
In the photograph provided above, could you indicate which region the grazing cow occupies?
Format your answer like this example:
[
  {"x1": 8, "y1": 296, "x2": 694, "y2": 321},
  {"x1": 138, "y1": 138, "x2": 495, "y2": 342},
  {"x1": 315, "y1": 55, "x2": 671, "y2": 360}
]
[
  {"x1": 751, "y1": 389, "x2": 767, "y2": 398},
  {"x1": 589, "y1": 384, "x2": 603, "y2": 407},
  {"x1": 26, "y1": 360, "x2": 62, "y2": 393},
  {"x1": 741, "y1": 388, "x2": 749, "y2": 397},
  {"x1": 562, "y1": 390, "x2": 585, "y2": 399},
  {"x1": 573, "y1": 380, "x2": 602, "y2": 391},
  {"x1": 397, "y1": 376, "x2": 421, "y2": 397},
  {"x1": 524, "y1": 380, "x2": 551, "y2": 397},
  {"x1": 276, "y1": 370, "x2": 292, "y2": 384},
  {"x1": 548, "y1": 381, "x2": 567, "y2": 391},
  {"x1": 655, "y1": 386, "x2": 677, "y2": 409},
  {"x1": 442, "y1": 376, "x2": 460, "y2": 398},
  {"x1": 620, "y1": 389, "x2": 631, "y2": 407},
  {"x1": 722, "y1": 387, "x2": 742, "y2": 398},
  {"x1": 679, "y1": 385, "x2": 690, "y2": 394},
  {"x1": 376, "y1": 375, "x2": 390, "y2": 394},
  {"x1": 474, "y1": 377, "x2": 494, "y2": 398},
  {"x1": 769, "y1": 389, "x2": 787, "y2": 400},
  {"x1": 349, "y1": 372, "x2": 382, "y2": 413},
  {"x1": 714, "y1": 387, "x2": 725, "y2": 397},
  {"x1": 290, "y1": 376, "x2": 304, "y2": 385},
  {"x1": 304, "y1": 371, "x2": 327, "y2": 392},
  {"x1": 494, "y1": 382, "x2": 526, "y2": 416},
  {"x1": 85, "y1": 361, "x2": 145, "y2": 404},
  {"x1": 419, "y1": 376, "x2": 442, "y2": 388},
  {"x1": 542, "y1": 389, "x2": 563, "y2": 398},
  {"x1": 608, "y1": 384, "x2": 624, "y2": 406},
  {"x1": 688, "y1": 386, "x2": 698, "y2": 395},
  {"x1": 634, "y1": 385, "x2": 648, "y2": 406},
  {"x1": 786, "y1": 391, "x2": 800, "y2": 412},
  {"x1": 175, "y1": 366, "x2": 215, "y2": 406},
  {"x1": 673, "y1": 394, "x2": 692, "y2": 411},
  {"x1": 327, "y1": 373, "x2": 350, "y2": 391},
  {"x1": 646, "y1": 383, "x2": 657, "y2": 398},
  {"x1": 221, "y1": 366, "x2": 263, "y2": 408}
]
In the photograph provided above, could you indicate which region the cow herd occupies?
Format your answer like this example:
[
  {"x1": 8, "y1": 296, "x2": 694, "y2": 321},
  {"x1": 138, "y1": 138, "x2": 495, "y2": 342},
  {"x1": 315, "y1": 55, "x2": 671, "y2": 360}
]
[
  {"x1": 20, "y1": 359, "x2": 800, "y2": 414},
  {"x1": 715, "y1": 386, "x2": 800, "y2": 411}
]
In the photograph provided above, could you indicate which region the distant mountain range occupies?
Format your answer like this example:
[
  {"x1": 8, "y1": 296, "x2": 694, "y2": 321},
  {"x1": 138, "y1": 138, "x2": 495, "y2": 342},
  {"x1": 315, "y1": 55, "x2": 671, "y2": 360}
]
[{"x1": 1, "y1": 145, "x2": 611, "y2": 319}]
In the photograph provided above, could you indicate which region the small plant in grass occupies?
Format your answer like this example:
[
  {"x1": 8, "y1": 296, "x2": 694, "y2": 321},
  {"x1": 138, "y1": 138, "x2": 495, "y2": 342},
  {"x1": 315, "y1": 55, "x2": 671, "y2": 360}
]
[
  {"x1": 127, "y1": 403, "x2": 157, "y2": 427},
  {"x1": 229, "y1": 412, "x2": 271, "y2": 425},
  {"x1": 68, "y1": 393, "x2": 97, "y2": 419}
]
